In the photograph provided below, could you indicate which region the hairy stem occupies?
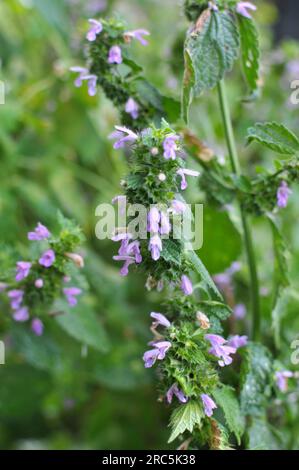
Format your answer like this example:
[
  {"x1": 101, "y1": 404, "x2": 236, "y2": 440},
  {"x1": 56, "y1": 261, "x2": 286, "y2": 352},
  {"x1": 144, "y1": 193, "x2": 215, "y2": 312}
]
[{"x1": 217, "y1": 79, "x2": 261, "y2": 340}]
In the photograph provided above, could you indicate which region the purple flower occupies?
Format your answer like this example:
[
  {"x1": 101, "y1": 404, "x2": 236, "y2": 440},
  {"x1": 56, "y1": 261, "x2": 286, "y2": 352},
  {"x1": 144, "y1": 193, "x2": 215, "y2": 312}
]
[
  {"x1": 150, "y1": 312, "x2": 171, "y2": 328},
  {"x1": 205, "y1": 334, "x2": 236, "y2": 367},
  {"x1": 35, "y1": 279, "x2": 44, "y2": 289},
  {"x1": 236, "y1": 2, "x2": 257, "y2": 19},
  {"x1": 163, "y1": 135, "x2": 180, "y2": 160},
  {"x1": 28, "y1": 222, "x2": 50, "y2": 241},
  {"x1": 201, "y1": 394, "x2": 217, "y2": 417},
  {"x1": 277, "y1": 181, "x2": 292, "y2": 209},
  {"x1": 181, "y1": 275, "x2": 193, "y2": 296},
  {"x1": 167, "y1": 384, "x2": 188, "y2": 404},
  {"x1": 86, "y1": 19, "x2": 103, "y2": 41},
  {"x1": 275, "y1": 371, "x2": 293, "y2": 393},
  {"x1": 160, "y1": 211, "x2": 171, "y2": 235},
  {"x1": 177, "y1": 168, "x2": 200, "y2": 190},
  {"x1": 124, "y1": 29, "x2": 150, "y2": 46},
  {"x1": 233, "y1": 303, "x2": 247, "y2": 320},
  {"x1": 13, "y1": 306, "x2": 29, "y2": 322},
  {"x1": 113, "y1": 255, "x2": 136, "y2": 276},
  {"x1": 70, "y1": 66, "x2": 89, "y2": 87},
  {"x1": 227, "y1": 335, "x2": 248, "y2": 349},
  {"x1": 16, "y1": 262, "x2": 32, "y2": 282},
  {"x1": 109, "y1": 126, "x2": 138, "y2": 149},
  {"x1": 171, "y1": 199, "x2": 187, "y2": 214},
  {"x1": 208, "y1": 1, "x2": 219, "y2": 11},
  {"x1": 149, "y1": 234, "x2": 162, "y2": 261},
  {"x1": 147, "y1": 207, "x2": 160, "y2": 233},
  {"x1": 125, "y1": 98, "x2": 139, "y2": 119},
  {"x1": 63, "y1": 287, "x2": 82, "y2": 307},
  {"x1": 8, "y1": 289, "x2": 24, "y2": 310},
  {"x1": 31, "y1": 318, "x2": 44, "y2": 336},
  {"x1": 85, "y1": 74, "x2": 97, "y2": 96},
  {"x1": 39, "y1": 249, "x2": 55, "y2": 268},
  {"x1": 108, "y1": 45, "x2": 122, "y2": 64},
  {"x1": 143, "y1": 341, "x2": 171, "y2": 368}
]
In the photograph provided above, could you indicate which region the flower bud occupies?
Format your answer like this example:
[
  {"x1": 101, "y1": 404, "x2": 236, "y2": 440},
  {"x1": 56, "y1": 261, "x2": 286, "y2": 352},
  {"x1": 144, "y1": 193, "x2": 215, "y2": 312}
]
[
  {"x1": 65, "y1": 252, "x2": 84, "y2": 268},
  {"x1": 151, "y1": 147, "x2": 159, "y2": 156},
  {"x1": 196, "y1": 311, "x2": 210, "y2": 330}
]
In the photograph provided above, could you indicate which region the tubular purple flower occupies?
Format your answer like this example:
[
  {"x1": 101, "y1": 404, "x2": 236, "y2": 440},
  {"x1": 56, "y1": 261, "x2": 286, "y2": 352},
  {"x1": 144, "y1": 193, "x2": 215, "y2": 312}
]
[
  {"x1": 163, "y1": 135, "x2": 180, "y2": 160},
  {"x1": 39, "y1": 249, "x2": 55, "y2": 268},
  {"x1": 177, "y1": 168, "x2": 200, "y2": 191},
  {"x1": 70, "y1": 66, "x2": 89, "y2": 87},
  {"x1": 181, "y1": 275, "x2": 193, "y2": 296},
  {"x1": 13, "y1": 306, "x2": 29, "y2": 322},
  {"x1": 277, "y1": 181, "x2": 292, "y2": 208},
  {"x1": 149, "y1": 234, "x2": 162, "y2": 261},
  {"x1": 28, "y1": 222, "x2": 50, "y2": 241},
  {"x1": 124, "y1": 29, "x2": 150, "y2": 46},
  {"x1": 147, "y1": 207, "x2": 160, "y2": 233},
  {"x1": 171, "y1": 199, "x2": 187, "y2": 214},
  {"x1": 205, "y1": 334, "x2": 236, "y2": 367},
  {"x1": 143, "y1": 341, "x2": 171, "y2": 368},
  {"x1": 236, "y1": 2, "x2": 257, "y2": 19},
  {"x1": 227, "y1": 335, "x2": 248, "y2": 349},
  {"x1": 275, "y1": 371, "x2": 293, "y2": 393},
  {"x1": 63, "y1": 287, "x2": 82, "y2": 306},
  {"x1": 8, "y1": 290, "x2": 24, "y2": 310},
  {"x1": 35, "y1": 279, "x2": 44, "y2": 289},
  {"x1": 81, "y1": 74, "x2": 97, "y2": 96},
  {"x1": 109, "y1": 126, "x2": 138, "y2": 149},
  {"x1": 160, "y1": 211, "x2": 171, "y2": 235},
  {"x1": 125, "y1": 98, "x2": 139, "y2": 119},
  {"x1": 108, "y1": 45, "x2": 122, "y2": 64},
  {"x1": 166, "y1": 384, "x2": 188, "y2": 404},
  {"x1": 16, "y1": 262, "x2": 32, "y2": 282},
  {"x1": 31, "y1": 318, "x2": 44, "y2": 336},
  {"x1": 201, "y1": 394, "x2": 217, "y2": 417},
  {"x1": 150, "y1": 312, "x2": 171, "y2": 328},
  {"x1": 86, "y1": 19, "x2": 103, "y2": 41}
]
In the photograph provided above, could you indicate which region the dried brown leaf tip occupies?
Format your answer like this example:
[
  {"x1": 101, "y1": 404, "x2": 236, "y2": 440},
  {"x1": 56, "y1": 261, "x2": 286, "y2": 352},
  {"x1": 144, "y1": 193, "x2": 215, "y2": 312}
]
[
  {"x1": 183, "y1": 129, "x2": 214, "y2": 162},
  {"x1": 193, "y1": 9, "x2": 211, "y2": 35}
]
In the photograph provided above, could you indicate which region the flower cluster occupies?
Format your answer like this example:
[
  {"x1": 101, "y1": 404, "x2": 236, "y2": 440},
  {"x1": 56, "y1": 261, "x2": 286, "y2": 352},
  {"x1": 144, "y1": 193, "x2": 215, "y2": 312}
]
[{"x1": 1, "y1": 216, "x2": 84, "y2": 336}]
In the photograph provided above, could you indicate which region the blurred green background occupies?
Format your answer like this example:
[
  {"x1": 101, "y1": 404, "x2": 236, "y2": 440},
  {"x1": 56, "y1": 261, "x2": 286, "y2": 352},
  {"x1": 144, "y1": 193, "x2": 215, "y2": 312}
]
[{"x1": 0, "y1": 0, "x2": 299, "y2": 450}]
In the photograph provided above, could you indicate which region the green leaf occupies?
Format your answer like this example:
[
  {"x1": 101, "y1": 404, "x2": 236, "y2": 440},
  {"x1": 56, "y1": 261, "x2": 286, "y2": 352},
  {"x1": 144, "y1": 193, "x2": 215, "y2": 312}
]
[
  {"x1": 168, "y1": 401, "x2": 203, "y2": 443},
  {"x1": 268, "y1": 215, "x2": 290, "y2": 289},
  {"x1": 196, "y1": 206, "x2": 242, "y2": 274},
  {"x1": 161, "y1": 239, "x2": 182, "y2": 266},
  {"x1": 187, "y1": 250, "x2": 223, "y2": 301},
  {"x1": 238, "y1": 16, "x2": 260, "y2": 94},
  {"x1": 246, "y1": 122, "x2": 299, "y2": 155},
  {"x1": 184, "y1": 9, "x2": 239, "y2": 98},
  {"x1": 182, "y1": 48, "x2": 195, "y2": 123},
  {"x1": 213, "y1": 386, "x2": 245, "y2": 445},
  {"x1": 240, "y1": 343, "x2": 273, "y2": 417},
  {"x1": 55, "y1": 304, "x2": 110, "y2": 353},
  {"x1": 197, "y1": 300, "x2": 232, "y2": 321},
  {"x1": 247, "y1": 417, "x2": 281, "y2": 450}
]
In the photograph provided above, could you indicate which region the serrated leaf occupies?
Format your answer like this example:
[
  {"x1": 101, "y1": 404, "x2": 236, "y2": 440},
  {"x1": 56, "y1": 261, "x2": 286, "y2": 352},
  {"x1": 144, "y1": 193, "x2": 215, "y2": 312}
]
[
  {"x1": 238, "y1": 16, "x2": 260, "y2": 94},
  {"x1": 161, "y1": 239, "x2": 182, "y2": 266},
  {"x1": 168, "y1": 401, "x2": 203, "y2": 443},
  {"x1": 197, "y1": 300, "x2": 232, "y2": 321},
  {"x1": 247, "y1": 417, "x2": 281, "y2": 450},
  {"x1": 184, "y1": 9, "x2": 239, "y2": 99},
  {"x1": 187, "y1": 250, "x2": 223, "y2": 301},
  {"x1": 240, "y1": 343, "x2": 273, "y2": 417},
  {"x1": 246, "y1": 122, "x2": 299, "y2": 155},
  {"x1": 182, "y1": 48, "x2": 195, "y2": 123},
  {"x1": 55, "y1": 304, "x2": 110, "y2": 353},
  {"x1": 213, "y1": 386, "x2": 245, "y2": 445}
]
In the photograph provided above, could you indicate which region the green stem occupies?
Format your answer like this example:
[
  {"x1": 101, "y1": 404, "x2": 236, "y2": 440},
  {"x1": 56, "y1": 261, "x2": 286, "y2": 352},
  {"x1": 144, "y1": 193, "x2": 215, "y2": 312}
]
[{"x1": 217, "y1": 79, "x2": 261, "y2": 340}]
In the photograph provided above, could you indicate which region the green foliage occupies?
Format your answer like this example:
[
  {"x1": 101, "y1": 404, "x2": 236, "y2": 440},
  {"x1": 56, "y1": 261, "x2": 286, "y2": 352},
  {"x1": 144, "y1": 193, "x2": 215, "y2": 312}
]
[
  {"x1": 183, "y1": 9, "x2": 239, "y2": 106},
  {"x1": 240, "y1": 343, "x2": 273, "y2": 417},
  {"x1": 187, "y1": 250, "x2": 223, "y2": 300},
  {"x1": 197, "y1": 206, "x2": 242, "y2": 274},
  {"x1": 246, "y1": 122, "x2": 299, "y2": 155},
  {"x1": 168, "y1": 401, "x2": 204, "y2": 443},
  {"x1": 238, "y1": 15, "x2": 260, "y2": 95},
  {"x1": 213, "y1": 386, "x2": 245, "y2": 444},
  {"x1": 55, "y1": 304, "x2": 110, "y2": 353}
]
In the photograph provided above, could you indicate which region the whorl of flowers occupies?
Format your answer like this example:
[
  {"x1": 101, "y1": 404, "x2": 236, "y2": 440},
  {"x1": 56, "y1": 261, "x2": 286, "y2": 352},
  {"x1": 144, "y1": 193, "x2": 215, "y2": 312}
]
[
  {"x1": 70, "y1": 18, "x2": 179, "y2": 130},
  {"x1": 0, "y1": 215, "x2": 84, "y2": 336}
]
